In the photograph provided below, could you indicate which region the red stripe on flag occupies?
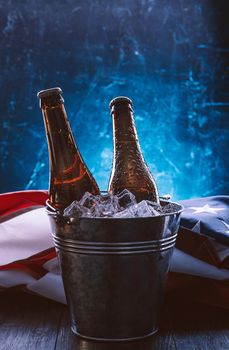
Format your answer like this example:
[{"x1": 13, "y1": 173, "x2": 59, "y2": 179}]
[
  {"x1": 176, "y1": 226, "x2": 229, "y2": 269},
  {"x1": 0, "y1": 191, "x2": 56, "y2": 278},
  {"x1": 0, "y1": 190, "x2": 48, "y2": 217},
  {"x1": 0, "y1": 247, "x2": 56, "y2": 278}
]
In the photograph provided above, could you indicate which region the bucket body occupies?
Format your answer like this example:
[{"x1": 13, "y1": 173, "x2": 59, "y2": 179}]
[{"x1": 48, "y1": 201, "x2": 182, "y2": 341}]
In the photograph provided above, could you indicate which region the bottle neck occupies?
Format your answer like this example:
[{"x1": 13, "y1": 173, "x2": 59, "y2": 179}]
[
  {"x1": 42, "y1": 103, "x2": 71, "y2": 135},
  {"x1": 112, "y1": 105, "x2": 139, "y2": 146},
  {"x1": 41, "y1": 99, "x2": 80, "y2": 179}
]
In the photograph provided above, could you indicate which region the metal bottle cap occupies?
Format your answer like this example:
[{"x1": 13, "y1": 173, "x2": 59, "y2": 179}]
[
  {"x1": 37, "y1": 87, "x2": 62, "y2": 99},
  {"x1": 109, "y1": 96, "x2": 133, "y2": 109}
]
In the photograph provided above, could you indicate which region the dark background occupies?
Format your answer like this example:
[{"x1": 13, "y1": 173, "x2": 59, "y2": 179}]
[{"x1": 0, "y1": 0, "x2": 228, "y2": 200}]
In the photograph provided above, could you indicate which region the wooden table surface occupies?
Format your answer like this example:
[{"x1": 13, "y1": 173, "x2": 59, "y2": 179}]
[{"x1": 0, "y1": 289, "x2": 228, "y2": 350}]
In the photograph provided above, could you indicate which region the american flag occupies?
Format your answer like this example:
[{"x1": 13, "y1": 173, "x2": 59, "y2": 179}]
[
  {"x1": 0, "y1": 191, "x2": 228, "y2": 308},
  {"x1": 177, "y1": 196, "x2": 229, "y2": 268}
]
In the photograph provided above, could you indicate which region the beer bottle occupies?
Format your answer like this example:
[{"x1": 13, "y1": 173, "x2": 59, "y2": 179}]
[
  {"x1": 38, "y1": 87, "x2": 100, "y2": 210},
  {"x1": 108, "y1": 96, "x2": 159, "y2": 203}
]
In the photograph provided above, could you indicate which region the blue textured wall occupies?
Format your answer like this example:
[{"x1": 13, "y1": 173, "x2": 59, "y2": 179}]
[{"x1": 0, "y1": 0, "x2": 228, "y2": 199}]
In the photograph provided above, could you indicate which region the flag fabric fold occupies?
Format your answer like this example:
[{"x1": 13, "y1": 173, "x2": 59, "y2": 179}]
[
  {"x1": 0, "y1": 191, "x2": 228, "y2": 308},
  {"x1": 179, "y1": 196, "x2": 229, "y2": 246}
]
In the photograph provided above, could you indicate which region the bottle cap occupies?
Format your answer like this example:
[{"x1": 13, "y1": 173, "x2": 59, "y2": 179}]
[
  {"x1": 37, "y1": 87, "x2": 62, "y2": 99},
  {"x1": 109, "y1": 96, "x2": 133, "y2": 109}
]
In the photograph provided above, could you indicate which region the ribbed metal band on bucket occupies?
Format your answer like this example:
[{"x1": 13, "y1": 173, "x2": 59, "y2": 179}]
[{"x1": 52, "y1": 233, "x2": 178, "y2": 255}]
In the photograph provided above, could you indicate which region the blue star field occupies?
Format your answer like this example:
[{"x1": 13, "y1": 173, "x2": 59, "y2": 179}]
[{"x1": 0, "y1": 0, "x2": 228, "y2": 200}]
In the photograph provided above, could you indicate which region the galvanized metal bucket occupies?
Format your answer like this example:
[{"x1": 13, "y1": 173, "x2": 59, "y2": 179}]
[{"x1": 47, "y1": 201, "x2": 183, "y2": 342}]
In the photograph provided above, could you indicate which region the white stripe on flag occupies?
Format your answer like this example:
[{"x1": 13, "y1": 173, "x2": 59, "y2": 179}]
[
  {"x1": 27, "y1": 271, "x2": 66, "y2": 304},
  {"x1": 171, "y1": 248, "x2": 229, "y2": 280},
  {"x1": 0, "y1": 207, "x2": 53, "y2": 265},
  {"x1": 0, "y1": 270, "x2": 36, "y2": 287}
]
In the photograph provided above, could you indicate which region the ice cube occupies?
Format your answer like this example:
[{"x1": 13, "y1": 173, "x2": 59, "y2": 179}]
[
  {"x1": 113, "y1": 208, "x2": 135, "y2": 218},
  {"x1": 63, "y1": 191, "x2": 175, "y2": 219},
  {"x1": 113, "y1": 200, "x2": 155, "y2": 218},
  {"x1": 149, "y1": 207, "x2": 161, "y2": 216},
  {"x1": 117, "y1": 189, "x2": 137, "y2": 208},
  {"x1": 161, "y1": 202, "x2": 176, "y2": 214},
  {"x1": 63, "y1": 200, "x2": 91, "y2": 218},
  {"x1": 132, "y1": 200, "x2": 157, "y2": 217},
  {"x1": 90, "y1": 204, "x2": 113, "y2": 217},
  {"x1": 79, "y1": 192, "x2": 97, "y2": 208},
  {"x1": 100, "y1": 194, "x2": 121, "y2": 212}
]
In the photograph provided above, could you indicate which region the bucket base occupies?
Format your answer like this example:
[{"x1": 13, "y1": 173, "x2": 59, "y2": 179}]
[{"x1": 71, "y1": 327, "x2": 159, "y2": 342}]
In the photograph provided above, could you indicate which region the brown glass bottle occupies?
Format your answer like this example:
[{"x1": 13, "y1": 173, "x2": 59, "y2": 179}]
[
  {"x1": 38, "y1": 87, "x2": 100, "y2": 210},
  {"x1": 108, "y1": 96, "x2": 159, "y2": 203}
]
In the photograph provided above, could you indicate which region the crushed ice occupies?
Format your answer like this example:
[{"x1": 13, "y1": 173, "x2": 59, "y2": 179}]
[{"x1": 63, "y1": 190, "x2": 175, "y2": 218}]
